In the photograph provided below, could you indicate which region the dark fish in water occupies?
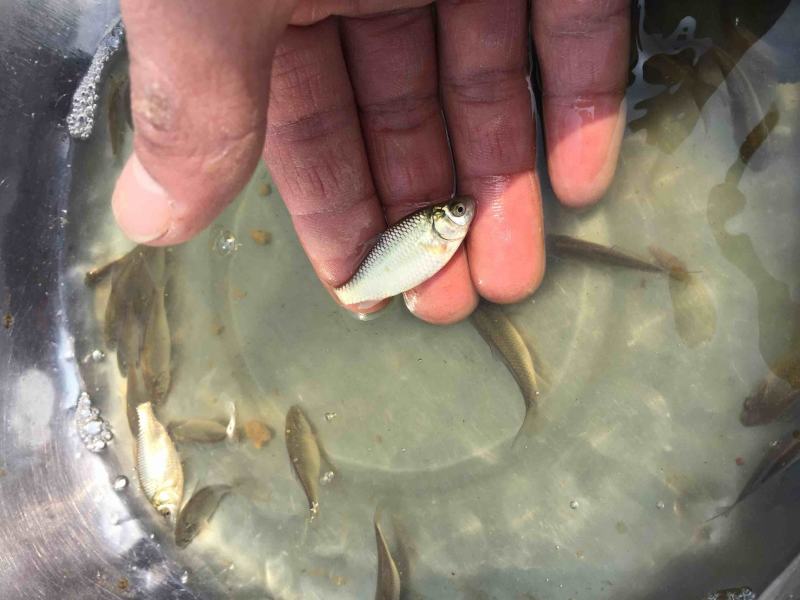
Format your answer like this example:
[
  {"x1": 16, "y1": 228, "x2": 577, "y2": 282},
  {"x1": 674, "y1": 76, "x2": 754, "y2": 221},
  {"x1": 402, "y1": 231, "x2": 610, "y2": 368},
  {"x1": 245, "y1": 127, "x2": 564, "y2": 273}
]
[
  {"x1": 285, "y1": 405, "x2": 327, "y2": 516},
  {"x1": 103, "y1": 246, "x2": 165, "y2": 363},
  {"x1": 126, "y1": 363, "x2": 148, "y2": 437},
  {"x1": 169, "y1": 419, "x2": 228, "y2": 444},
  {"x1": 374, "y1": 517, "x2": 401, "y2": 600},
  {"x1": 470, "y1": 301, "x2": 543, "y2": 442},
  {"x1": 169, "y1": 403, "x2": 238, "y2": 444},
  {"x1": 703, "y1": 586, "x2": 756, "y2": 600},
  {"x1": 141, "y1": 286, "x2": 171, "y2": 402},
  {"x1": 547, "y1": 234, "x2": 664, "y2": 274},
  {"x1": 741, "y1": 352, "x2": 800, "y2": 426},
  {"x1": 649, "y1": 246, "x2": 716, "y2": 348},
  {"x1": 713, "y1": 430, "x2": 800, "y2": 519},
  {"x1": 117, "y1": 305, "x2": 143, "y2": 378},
  {"x1": 175, "y1": 484, "x2": 232, "y2": 548}
]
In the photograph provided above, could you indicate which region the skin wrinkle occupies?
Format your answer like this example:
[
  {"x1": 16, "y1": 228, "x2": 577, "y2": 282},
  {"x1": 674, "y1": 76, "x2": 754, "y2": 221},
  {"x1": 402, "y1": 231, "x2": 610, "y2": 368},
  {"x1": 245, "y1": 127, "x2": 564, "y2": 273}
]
[
  {"x1": 267, "y1": 104, "x2": 355, "y2": 143},
  {"x1": 440, "y1": 66, "x2": 528, "y2": 104},
  {"x1": 360, "y1": 94, "x2": 440, "y2": 132},
  {"x1": 114, "y1": 0, "x2": 630, "y2": 317}
]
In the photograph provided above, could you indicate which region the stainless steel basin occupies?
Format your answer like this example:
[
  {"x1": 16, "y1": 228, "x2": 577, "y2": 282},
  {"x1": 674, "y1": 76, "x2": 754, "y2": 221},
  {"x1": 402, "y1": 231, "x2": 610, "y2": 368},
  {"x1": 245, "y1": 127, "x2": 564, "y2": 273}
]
[{"x1": 1, "y1": 1, "x2": 799, "y2": 599}]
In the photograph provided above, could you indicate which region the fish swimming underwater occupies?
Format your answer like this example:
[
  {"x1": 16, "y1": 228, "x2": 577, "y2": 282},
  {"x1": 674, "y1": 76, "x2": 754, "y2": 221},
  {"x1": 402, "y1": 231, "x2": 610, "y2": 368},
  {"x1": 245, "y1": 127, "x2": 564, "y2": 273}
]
[
  {"x1": 334, "y1": 197, "x2": 475, "y2": 305},
  {"x1": 174, "y1": 484, "x2": 233, "y2": 548},
  {"x1": 470, "y1": 300, "x2": 544, "y2": 442},
  {"x1": 285, "y1": 405, "x2": 327, "y2": 516},
  {"x1": 136, "y1": 401, "x2": 184, "y2": 521},
  {"x1": 547, "y1": 234, "x2": 664, "y2": 274},
  {"x1": 141, "y1": 285, "x2": 171, "y2": 403}
]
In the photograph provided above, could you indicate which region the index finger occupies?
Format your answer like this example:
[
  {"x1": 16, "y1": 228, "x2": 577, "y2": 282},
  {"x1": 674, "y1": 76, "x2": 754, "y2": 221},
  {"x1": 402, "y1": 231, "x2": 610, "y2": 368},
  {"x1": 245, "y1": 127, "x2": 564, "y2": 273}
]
[{"x1": 533, "y1": 0, "x2": 630, "y2": 207}]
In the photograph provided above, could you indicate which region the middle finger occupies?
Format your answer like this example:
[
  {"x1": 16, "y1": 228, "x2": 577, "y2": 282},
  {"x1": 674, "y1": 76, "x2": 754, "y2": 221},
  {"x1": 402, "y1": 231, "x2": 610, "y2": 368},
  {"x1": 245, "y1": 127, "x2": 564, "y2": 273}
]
[{"x1": 341, "y1": 6, "x2": 478, "y2": 324}]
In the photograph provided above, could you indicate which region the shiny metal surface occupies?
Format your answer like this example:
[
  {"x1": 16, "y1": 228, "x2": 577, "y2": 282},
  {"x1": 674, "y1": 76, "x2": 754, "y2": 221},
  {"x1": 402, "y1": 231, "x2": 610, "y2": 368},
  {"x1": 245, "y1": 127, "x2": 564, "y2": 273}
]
[
  {"x1": 2, "y1": 1, "x2": 800, "y2": 599},
  {"x1": 0, "y1": 2, "x2": 202, "y2": 598}
]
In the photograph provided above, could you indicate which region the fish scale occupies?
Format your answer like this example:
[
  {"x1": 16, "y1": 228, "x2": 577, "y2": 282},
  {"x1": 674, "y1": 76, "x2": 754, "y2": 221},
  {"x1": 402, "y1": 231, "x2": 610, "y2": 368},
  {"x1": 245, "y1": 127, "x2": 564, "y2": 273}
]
[{"x1": 136, "y1": 402, "x2": 183, "y2": 517}]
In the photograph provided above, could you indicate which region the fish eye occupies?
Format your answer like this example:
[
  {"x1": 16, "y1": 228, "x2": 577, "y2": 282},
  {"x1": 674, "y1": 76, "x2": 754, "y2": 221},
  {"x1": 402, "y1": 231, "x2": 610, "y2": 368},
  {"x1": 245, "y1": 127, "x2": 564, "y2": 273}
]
[{"x1": 452, "y1": 203, "x2": 465, "y2": 216}]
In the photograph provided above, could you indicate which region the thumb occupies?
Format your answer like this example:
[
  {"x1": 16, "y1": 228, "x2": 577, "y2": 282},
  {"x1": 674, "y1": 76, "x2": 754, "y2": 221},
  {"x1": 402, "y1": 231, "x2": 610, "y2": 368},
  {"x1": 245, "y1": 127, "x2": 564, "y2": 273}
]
[{"x1": 112, "y1": 0, "x2": 295, "y2": 245}]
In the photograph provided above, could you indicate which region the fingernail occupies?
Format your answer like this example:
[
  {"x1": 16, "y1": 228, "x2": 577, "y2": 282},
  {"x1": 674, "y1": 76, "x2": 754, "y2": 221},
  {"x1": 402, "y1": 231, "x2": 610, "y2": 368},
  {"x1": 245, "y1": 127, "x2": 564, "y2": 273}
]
[
  {"x1": 547, "y1": 96, "x2": 626, "y2": 206},
  {"x1": 112, "y1": 153, "x2": 172, "y2": 243},
  {"x1": 355, "y1": 300, "x2": 382, "y2": 311},
  {"x1": 402, "y1": 291, "x2": 419, "y2": 315}
]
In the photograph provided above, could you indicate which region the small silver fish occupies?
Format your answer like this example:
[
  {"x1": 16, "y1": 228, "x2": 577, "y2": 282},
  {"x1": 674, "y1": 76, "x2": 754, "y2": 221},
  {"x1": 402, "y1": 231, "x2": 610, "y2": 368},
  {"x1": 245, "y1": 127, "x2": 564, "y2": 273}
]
[
  {"x1": 334, "y1": 197, "x2": 475, "y2": 305},
  {"x1": 713, "y1": 430, "x2": 800, "y2": 519},
  {"x1": 374, "y1": 518, "x2": 401, "y2": 600},
  {"x1": 470, "y1": 301, "x2": 543, "y2": 440},
  {"x1": 136, "y1": 401, "x2": 183, "y2": 520},
  {"x1": 168, "y1": 419, "x2": 229, "y2": 443},
  {"x1": 141, "y1": 286, "x2": 171, "y2": 402},
  {"x1": 285, "y1": 405, "x2": 324, "y2": 516},
  {"x1": 547, "y1": 234, "x2": 664, "y2": 274},
  {"x1": 174, "y1": 484, "x2": 232, "y2": 548}
]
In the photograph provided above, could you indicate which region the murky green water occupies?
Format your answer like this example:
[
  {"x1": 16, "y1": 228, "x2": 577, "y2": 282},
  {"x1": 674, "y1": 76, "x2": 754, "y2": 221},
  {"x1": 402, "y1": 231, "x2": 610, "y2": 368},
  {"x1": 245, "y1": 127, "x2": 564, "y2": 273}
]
[{"x1": 72, "y1": 2, "x2": 800, "y2": 598}]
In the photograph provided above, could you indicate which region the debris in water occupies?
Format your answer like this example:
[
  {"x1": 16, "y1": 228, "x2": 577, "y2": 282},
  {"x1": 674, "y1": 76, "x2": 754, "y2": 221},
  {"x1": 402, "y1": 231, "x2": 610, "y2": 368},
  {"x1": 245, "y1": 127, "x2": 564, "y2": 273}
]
[
  {"x1": 656, "y1": 500, "x2": 666, "y2": 510},
  {"x1": 66, "y1": 20, "x2": 126, "y2": 139},
  {"x1": 324, "y1": 412, "x2": 337, "y2": 422},
  {"x1": 321, "y1": 471, "x2": 335, "y2": 485},
  {"x1": 3, "y1": 312, "x2": 13, "y2": 329},
  {"x1": 113, "y1": 475, "x2": 129, "y2": 491},
  {"x1": 243, "y1": 420, "x2": 272, "y2": 449},
  {"x1": 258, "y1": 182, "x2": 272, "y2": 197},
  {"x1": 249, "y1": 229, "x2": 272, "y2": 245},
  {"x1": 569, "y1": 500, "x2": 579, "y2": 510}
]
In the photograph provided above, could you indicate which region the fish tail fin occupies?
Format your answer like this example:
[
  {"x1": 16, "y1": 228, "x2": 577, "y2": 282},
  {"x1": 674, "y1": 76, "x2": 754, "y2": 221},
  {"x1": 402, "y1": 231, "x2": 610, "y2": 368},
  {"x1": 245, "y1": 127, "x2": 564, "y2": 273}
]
[{"x1": 511, "y1": 406, "x2": 541, "y2": 450}]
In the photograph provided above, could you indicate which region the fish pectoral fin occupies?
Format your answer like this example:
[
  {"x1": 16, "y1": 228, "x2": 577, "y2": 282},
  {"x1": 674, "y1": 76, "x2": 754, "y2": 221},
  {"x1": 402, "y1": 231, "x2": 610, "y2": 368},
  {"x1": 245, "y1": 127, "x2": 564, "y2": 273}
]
[{"x1": 319, "y1": 451, "x2": 337, "y2": 479}]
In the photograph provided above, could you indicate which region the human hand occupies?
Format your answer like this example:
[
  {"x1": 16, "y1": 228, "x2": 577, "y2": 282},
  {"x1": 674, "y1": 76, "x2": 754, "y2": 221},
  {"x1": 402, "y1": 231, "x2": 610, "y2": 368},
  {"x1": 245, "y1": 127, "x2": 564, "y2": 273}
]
[{"x1": 112, "y1": 0, "x2": 629, "y2": 323}]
